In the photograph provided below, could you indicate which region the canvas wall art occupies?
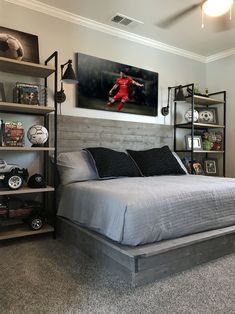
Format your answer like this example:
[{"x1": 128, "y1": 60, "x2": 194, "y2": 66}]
[
  {"x1": 0, "y1": 26, "x2": 39, "y2": 63},
  {"x1": 76, "y1": 53, "x2": 158, "y2": 116}
]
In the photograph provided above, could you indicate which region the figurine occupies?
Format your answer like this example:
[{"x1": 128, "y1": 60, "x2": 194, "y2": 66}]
[{"x1": 202, "y1": 131, "x2": 213, "y2": 151}]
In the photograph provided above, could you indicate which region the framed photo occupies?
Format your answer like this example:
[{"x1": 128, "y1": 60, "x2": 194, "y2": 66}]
[
  {"x1": 0, "y1": 82, "x2": 6, "y2": 102},
  {"x1": 204, "y1": 160, "x2": 217, "y2": 175},
  {"x1": 76, "y1": 53, "x2": 158, "y2": 116},
  {"x1": 0, "y1": 26, "x2": 39, "y2": 63},
  {"x1": 13, "y1": 82, "x2": 46, "y2": 106},
  {"x1": 195, "y1": 107, "x2": 218, "y2": 124},
  {"x1": 192, "y1": 162, "x2": 204, "y2": 175},
  {"x1": 185, "y1": 135, "x2": 202, "y2": 150}
]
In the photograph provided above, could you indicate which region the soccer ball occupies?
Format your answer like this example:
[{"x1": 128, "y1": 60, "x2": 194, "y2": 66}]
[
  {"x1": 0, "y1": 33, "x2": 24, "y2": 60},
  {"x1": 27, "y1": 125, "x2": 48, "y2": 146}
]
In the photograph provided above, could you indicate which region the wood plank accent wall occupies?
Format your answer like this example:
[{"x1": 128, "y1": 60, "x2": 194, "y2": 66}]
[{"x1": 51, "y1": 115, "x2": 173, "y2": 153}]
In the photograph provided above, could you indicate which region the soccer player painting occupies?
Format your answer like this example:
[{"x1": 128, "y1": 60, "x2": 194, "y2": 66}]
[{"x1": 107, "y1": 71, "x2": 144, "y2": 111}]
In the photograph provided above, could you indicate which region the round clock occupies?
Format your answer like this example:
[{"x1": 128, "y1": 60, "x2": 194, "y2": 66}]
[{"x1": 184, "y1": 109, "x2": 199, "y2": 122}]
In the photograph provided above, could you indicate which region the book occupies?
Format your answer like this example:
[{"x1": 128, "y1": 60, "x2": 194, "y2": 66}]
[
  {"x1": 14, "y1": 82, "x2": 40, "y2": 105},
  {"x1": 3, "y1": 121, "x2": 24, "y2": 147}
]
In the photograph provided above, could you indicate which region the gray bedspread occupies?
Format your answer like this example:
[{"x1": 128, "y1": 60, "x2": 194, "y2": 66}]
[{"x1": 57, "y1": 175, "x2": 235, "y2": 246}]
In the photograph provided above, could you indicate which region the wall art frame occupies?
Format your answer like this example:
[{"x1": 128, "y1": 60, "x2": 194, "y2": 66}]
[
  {"x1": 76, "y1": 53, "x2": 158, "y2": 116},
  {"x1": 195, "y1": 107, "x2": 218, "y2": 125},
  {"x1": 0, "y1": 26, "x2": 39, "y2": 63}
]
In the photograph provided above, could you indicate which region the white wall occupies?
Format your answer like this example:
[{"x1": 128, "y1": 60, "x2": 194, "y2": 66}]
[
  {"x1": 206, "y1": 56, "x2": 235, "y2": 177},
  {"x1": 6, "y1": 2, "x2": 235, "y2": 177},
  {"x1": 0, "y1": 1, "x2": 206, "y2": 126}
]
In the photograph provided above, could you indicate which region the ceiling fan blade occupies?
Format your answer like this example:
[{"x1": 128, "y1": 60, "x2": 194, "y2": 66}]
[{"x1": 157, "y1": 2, "x2": 203, "y2": 28}]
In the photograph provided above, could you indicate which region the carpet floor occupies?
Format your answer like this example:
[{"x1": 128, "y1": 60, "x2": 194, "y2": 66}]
[{"x1": 0, "y1": 236, "x2": 234, "y2": 314}]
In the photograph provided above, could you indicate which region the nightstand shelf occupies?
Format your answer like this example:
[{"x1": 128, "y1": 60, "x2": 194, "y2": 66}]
[
  {"x1": 0, "y1": 56, "x2": 55, "y2": 78},
  {"x1": 0, "y1": 223, "x2": 54, "y2": 241},
  {"x1": 0, "y1": 146, "x2": 55, "y2": 152},
  {"x1": 0, "y1": 102, "x2": 55, "y2": 115},
  {"x1": 175, "y1": 122, "x2": 225, "y2": 129},
  {"x1": 0, "y1": 186, "x2": 55, "y2": 196},
  {"x1": 186, "y1": 95, "x2": 225, "y2": 106},
  {"x1": 175, "y1": 150, "x2": 225, "y2": 154}
]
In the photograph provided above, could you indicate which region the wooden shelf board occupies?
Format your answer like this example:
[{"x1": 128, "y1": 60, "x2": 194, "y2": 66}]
[
  {"x1": 0, "y1": 57, "x2": 55, "y2": 78},
  {"x1": 0, "y1": 102, "x2": 55, "y2": 114},
  {"x1": 0, "y1": 223, "x2": 54, "y2": 241},
  {"x1": 175, "y1": 123, "x2": 225, "y2": 129},
  {"x1": 0, "y1": 146, "x2": 55, "y2": 152},
  {"x1": 175, "y1": 150, "x2": 224, "y2": 154},
  {"x1": 194, "y1": 150, "x2": 225, "y2": 153},
  {"x1": 0, "y1": 186, "x2": 55, "y2": 196},
  {"x1": 186, "y1": 95, "x2": 225, "y2": 105}
]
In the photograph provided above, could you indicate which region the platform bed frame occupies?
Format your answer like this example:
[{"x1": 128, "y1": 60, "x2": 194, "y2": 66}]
[
  {"x1": 53, "y1": 115, "x2": 235, "y2": 287},
  {"x1": 57, "y1": 217, "x2": 235, "y2": 287}
]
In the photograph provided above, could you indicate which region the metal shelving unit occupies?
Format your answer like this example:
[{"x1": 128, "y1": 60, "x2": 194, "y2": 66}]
[
  {"x1": 0, "y1": 53, "x2": 58, "y2": 240},
  {"x1": 173, "y1": 83, "x2": 226, "y2": 176}
]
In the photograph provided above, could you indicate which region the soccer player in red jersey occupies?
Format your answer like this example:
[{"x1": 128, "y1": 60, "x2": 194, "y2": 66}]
[{"x1": 107, "y1": 72, "x2": 144, "y2": 111}]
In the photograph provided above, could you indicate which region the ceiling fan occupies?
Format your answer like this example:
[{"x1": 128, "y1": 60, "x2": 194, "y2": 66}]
[{"x1": 157, "y1": 0, "x2": 234, "y2": 31}]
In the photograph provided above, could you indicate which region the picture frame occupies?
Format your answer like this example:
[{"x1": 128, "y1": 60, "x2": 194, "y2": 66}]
[
  {"x1": 0, "y1": 82, "x2": 6, "y2": 102},
  {"x1": 0, "y1": 26, "x2": 39, "y2": 63},
  {"x1": 204, "y1": 159, "x2": 217, "y2": 175},
  {"x1": 192, "y1": 162, "x2": 204, "y2": 175},
  {"x1": 13, "y1": 82, "x2": 47, "y2": 106},
  {"x1": 76, "y1": 53, "x2": 158, "y2": 116},
  {"x1": 185, "y1": 135, "x2": 202, "y2": 150},
  {"x1": 195, "y1": 107, "x2": 218, "y2": 124}
]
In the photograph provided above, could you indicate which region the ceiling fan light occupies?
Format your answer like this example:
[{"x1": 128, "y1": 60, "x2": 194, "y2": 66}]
[{"x1": 202, "y1": 0, "x2": 233, "y2": 17}]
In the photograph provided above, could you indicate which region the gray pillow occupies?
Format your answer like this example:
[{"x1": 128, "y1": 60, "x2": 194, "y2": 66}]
[{"x1": 57, "y1": 150, "x2": 98, "y2": 185}]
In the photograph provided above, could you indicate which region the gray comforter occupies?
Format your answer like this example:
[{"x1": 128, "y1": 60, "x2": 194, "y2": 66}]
[{"x1": 57, "y1": 175, "x2": 235, "y2": 246}]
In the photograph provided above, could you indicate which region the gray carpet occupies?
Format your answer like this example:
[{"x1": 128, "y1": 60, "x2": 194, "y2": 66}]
[{"x1": 0, "y1": 237, "x2": 234, "y2": 314}]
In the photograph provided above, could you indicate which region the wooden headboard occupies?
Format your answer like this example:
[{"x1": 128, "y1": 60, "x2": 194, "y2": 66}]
[{"x1": 51, "y1": 115, "x2": 173, "y2": 153}]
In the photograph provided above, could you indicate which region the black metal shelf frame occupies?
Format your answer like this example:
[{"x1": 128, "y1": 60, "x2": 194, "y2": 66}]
[
  {"x1": 173, "y1": 83, "x2": 226, "y2": 176},
  {"x1": 45, "y1": 51, "x2": 58, "y2": 238},
  {"x1": 0, "y1": 51, "x2": 58, "y2": 239}
]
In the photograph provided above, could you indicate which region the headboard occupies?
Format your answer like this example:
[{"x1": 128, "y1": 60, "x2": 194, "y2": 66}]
[{"x1": 51, "y1": 115, "x2": 173, "y2": 153}]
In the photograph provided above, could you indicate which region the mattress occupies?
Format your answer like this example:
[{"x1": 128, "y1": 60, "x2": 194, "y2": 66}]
[{"x1": 57, "y1": 175, "x2": 235, "y2": 246}]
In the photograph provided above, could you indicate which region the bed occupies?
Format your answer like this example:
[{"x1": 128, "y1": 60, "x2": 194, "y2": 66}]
[
  {"x1": 53, "y1": 115, "x2": 235, "y2": 287},
  {"x1": 58, "y1": 175, "x2": 235, "y2": 246}
]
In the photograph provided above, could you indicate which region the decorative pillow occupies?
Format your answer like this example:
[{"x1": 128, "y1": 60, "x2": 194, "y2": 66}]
[
  {"x1": 85, "y1": 147, "x2": 141, "y2": 178},
  {"x1": 127, "y1": 146, "x2": 186, "y2": 176},
  {"x1": 57, "y1": 150, "x2": 98, "y2": 185}
]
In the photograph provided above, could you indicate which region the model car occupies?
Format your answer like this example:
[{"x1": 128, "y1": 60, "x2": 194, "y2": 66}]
[
  {"x1": 0, "y1": 159, "x2": 28, "y2": 190},
  {"x1": 0, "y1": 197, "x2": 46, "y2": 230}
]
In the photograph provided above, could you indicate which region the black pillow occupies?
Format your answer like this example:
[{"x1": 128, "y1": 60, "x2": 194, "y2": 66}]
[
  {"x1": 127, "y1": 146, "x2": 186, "y2": 176},
  {"x1": 85, "y1": 147, "x2": 141, "y2": 178}
]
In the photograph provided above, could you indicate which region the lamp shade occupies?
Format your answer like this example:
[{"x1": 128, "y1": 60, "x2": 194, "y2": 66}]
[
  {"x1": 62, "y1": 61, "x2": 78, "y2": 84},
  {"x1": 174, "y1": 86, "x2": 186, "y2": 101}
]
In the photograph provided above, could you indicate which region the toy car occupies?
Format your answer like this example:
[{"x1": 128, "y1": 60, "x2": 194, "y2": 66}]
[
  {"x1": 0, "y1": 197, "x2": 46, "y2": 230},
  {"x1": 0, "y1": 159, "x2": 28, "y2": 190}
]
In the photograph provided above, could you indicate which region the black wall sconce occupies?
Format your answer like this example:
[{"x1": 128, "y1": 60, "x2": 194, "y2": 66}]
[
  {"x1": 56, "y1": 59, "x2": 78, "y2": 103},
  {"x1": 161, "y1": 85, "x2": 186, "y2": 116}
]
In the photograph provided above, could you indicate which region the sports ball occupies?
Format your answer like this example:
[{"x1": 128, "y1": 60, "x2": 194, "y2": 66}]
[
  {"x1": 184, "y1": 109, "x2": 199, "y2": 122},
  {"x1": 0, "y1": 33, "x2": 24, "y2": 60},
  {"x1": 27, "y1": 125, "x2": 48, "y2": 146}
]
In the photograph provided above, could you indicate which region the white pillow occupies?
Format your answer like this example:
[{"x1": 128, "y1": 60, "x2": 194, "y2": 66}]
[
  {"x1": 172, "y1": 152, "x2": 189, "y2": 174},
  {"x1": 57, "y1": 150, "x2": 98, "y2": 185}
]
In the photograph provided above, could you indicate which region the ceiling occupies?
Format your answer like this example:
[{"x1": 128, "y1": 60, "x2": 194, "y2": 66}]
[{"x1": 29, "y1": 0, "x2": 235, "y2": 57}]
